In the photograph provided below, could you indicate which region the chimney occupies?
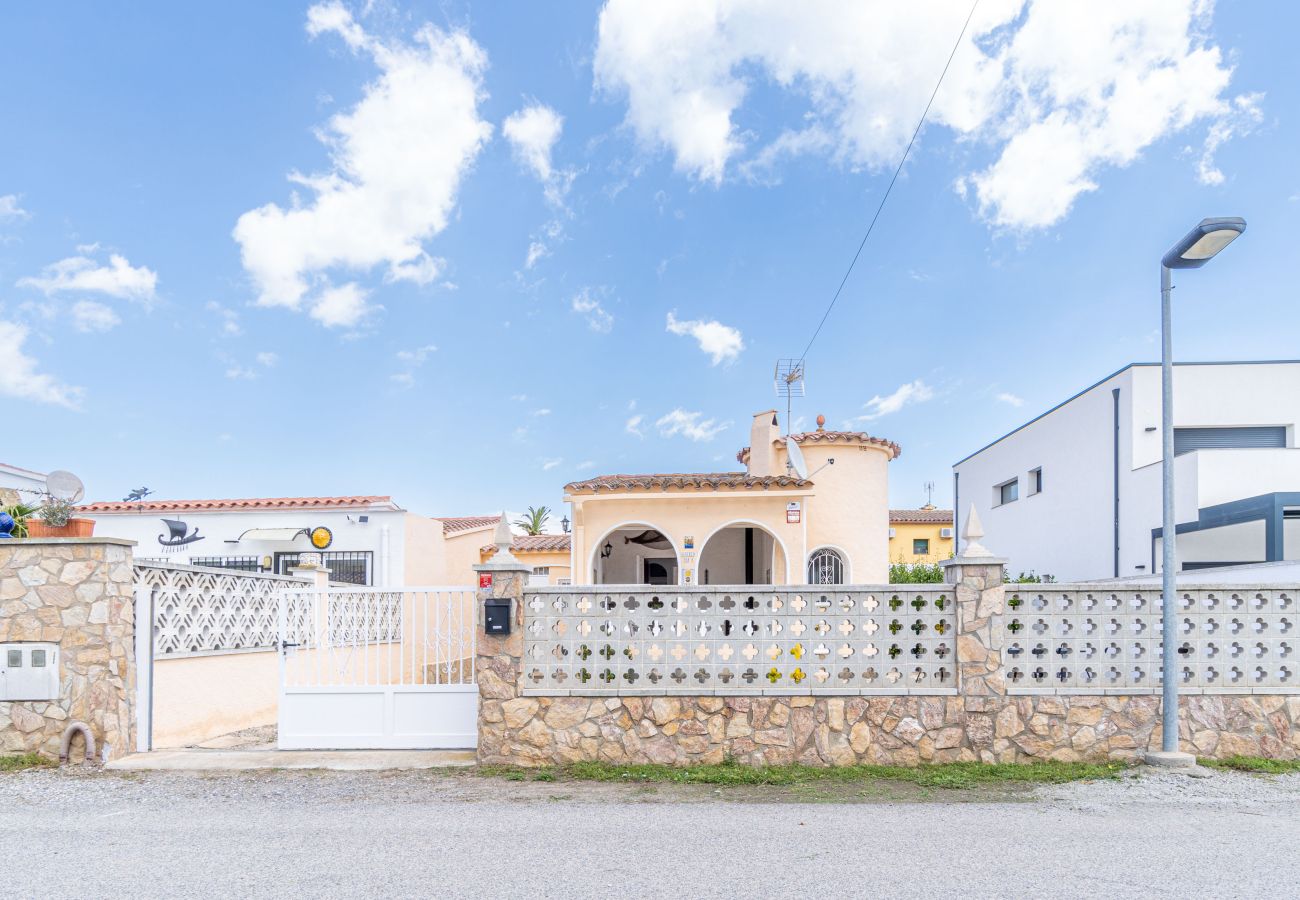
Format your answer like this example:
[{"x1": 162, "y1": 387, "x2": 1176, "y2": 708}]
[{"x1": 747, "y1": 410, "x2": 781, "y2": 477}]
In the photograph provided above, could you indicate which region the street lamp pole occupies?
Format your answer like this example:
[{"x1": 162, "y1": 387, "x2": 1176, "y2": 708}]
[{"x1": 1150, "y1": 217, "x2": 1246, "y2": 767}]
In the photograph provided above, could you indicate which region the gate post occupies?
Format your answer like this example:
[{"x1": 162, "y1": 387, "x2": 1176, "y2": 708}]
[{"x1": 472, "y1": 516, "x2": 530, "y2": 763}]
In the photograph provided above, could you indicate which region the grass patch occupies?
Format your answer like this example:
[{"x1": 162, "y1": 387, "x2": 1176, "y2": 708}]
[
  {"x1": 475, "y1": 758, "x2": 1126, "y2": 790},
  {"x1": 1199, "y1": 755, "x2": 1300, "y2": 775},
  {"x1": 0, "y1": 753, "x2": 55, "y2": 773}
]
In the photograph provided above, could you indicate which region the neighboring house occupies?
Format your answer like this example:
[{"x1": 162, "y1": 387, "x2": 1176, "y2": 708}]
[
  {"x1": 82, "y1": 496, "x2": 444, "y2": 587},
  {"x1": 480, "y1": 533, "x2": 573, "y2": 585},
  {"x1": 0, "y1": 461, "x2": 47, "y2": 504},
  {"x1": 889, "y1": 507, "x2": 954, "y2": 565},
  {"x1": 953, "y1": 361, "x2": 1300, "y2": 581},
  {"x1": 563, "y1": 410, "x2": 898, "y2": 585},
  {"x1": 433, "y1": 515, "x2": 502, "y2": 586}
]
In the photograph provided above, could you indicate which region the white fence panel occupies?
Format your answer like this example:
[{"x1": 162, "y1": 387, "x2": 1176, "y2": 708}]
[{"x1": 278, "y1": 587, "x2": 478, "y2": 749}]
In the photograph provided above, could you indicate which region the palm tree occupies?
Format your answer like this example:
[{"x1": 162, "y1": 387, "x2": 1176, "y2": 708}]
[{"x1": 514, "y1": 505, "x2": 552, "y2": 536}]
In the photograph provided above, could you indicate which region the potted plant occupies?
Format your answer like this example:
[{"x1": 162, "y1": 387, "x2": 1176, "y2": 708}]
[{"x1": 25, "y1": 495, "x2": 96, "y2": 538}]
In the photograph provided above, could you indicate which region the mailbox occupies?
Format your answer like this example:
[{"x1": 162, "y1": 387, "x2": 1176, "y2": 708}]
[
  {"x1": 484, "y1": 599, "x2": 512, "y2": 636},
  {"x1": 1, "y1": 642, "x2": 60, "y2": 701}
]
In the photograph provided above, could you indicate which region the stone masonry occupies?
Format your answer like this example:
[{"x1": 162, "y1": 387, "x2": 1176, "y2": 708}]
[
  {"x1": 476, "y1": 556, "x2": 1300, "y2": 766},
  {"x1": 0, "y1": 539, "x2": 137, "y2": 761}
]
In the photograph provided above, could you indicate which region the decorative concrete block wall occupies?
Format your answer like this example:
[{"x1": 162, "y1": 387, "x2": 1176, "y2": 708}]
[
  {"x1": 0, "y1": 539, "x2": 137, "y2": 761},
  {"x1": 477, "y1": 555, "x2": 1300, "y2": 766}
]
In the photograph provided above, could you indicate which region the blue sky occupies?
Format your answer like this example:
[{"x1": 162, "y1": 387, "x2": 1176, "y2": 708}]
[{"x1": 1, "y1": 1, "x2": 1296, "y2": 519}]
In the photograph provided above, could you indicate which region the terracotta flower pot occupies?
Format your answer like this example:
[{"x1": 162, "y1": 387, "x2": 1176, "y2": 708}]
[{"x1": 24, "y1": 518, "x2": 96, "y2": 538}]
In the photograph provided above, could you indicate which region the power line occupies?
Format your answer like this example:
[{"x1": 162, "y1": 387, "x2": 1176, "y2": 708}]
[{"x1": 798, "y1": 0, "x2": 981, "y2": 364}]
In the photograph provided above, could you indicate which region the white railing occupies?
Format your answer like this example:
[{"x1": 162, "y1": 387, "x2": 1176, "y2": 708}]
[
  {"x1": 522, "y1": 585, "x2": 957, "y2": 696},
  {"x1": 279, "y1": 588, "x2": 477, "y2": 687},
  {"x1": 1004, "y1": 585, "x2": 1298, "y2": 694},
  {"x1": 135, "y1": 561, "x2": 311, "y2": 658}
]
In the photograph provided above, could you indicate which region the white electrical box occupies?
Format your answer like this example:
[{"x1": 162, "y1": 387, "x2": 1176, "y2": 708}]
[{"x1": 0, "y1": 643, "x2": 60, "y2": 701}]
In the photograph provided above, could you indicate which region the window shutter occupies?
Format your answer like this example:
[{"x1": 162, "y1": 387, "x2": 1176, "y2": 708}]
[{"x1": 1174, "y1": 426, "x2": 1285, "y2": 455}]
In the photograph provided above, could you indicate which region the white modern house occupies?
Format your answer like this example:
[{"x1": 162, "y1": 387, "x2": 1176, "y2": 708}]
[
  {"x1": 0, "y1": 461, "x2": 48, "y2": 503},
  {"x1": 953, "y1": 361, "x2": 1300, "y2": 581},
  {"x1": 80, "y1": 495, "x2": 472, "y2": 587}
]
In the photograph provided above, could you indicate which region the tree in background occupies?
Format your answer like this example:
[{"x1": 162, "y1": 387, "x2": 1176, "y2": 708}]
[
  {"x1": 514, "y1": 506, "x2": 552, "y2": 536},
  {"x1": 889, "y1": 561, "x2": 945, "y2": 584}
]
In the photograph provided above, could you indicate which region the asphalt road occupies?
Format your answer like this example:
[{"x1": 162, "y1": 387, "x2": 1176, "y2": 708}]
[{"x1": 4, "y1": 768, "x2": 1299, "y2": 898}]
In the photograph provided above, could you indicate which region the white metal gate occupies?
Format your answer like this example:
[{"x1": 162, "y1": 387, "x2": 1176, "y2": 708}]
[{"x1": 277, "y1": 587, "x2": 478, "y2": 750}]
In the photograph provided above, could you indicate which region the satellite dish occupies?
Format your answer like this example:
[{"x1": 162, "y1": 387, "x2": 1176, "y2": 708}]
[
  {"x1": 784, "y1": 437, "x2": 809, "y2": 480},
  {"x1": 45, "y1": 470, "x2": 85, "y2": 504}
]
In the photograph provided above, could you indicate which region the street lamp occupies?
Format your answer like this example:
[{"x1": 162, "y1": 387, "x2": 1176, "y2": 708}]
[{"x1": 1151, "y1": 217, "x2": 1246, "y2": 767}]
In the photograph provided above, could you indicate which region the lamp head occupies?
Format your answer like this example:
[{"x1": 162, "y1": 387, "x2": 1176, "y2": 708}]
[{"x1": 1162, "y1": 217, "x2": 1246, "y2": 269}]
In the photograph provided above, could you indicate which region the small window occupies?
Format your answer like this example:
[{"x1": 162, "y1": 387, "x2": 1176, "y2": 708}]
[
  {"x1": 807, "y1": 547, "x2": 846, "y2": 585},
  {"x1": 997, "y1": 479, "x2": 1019, "y2": 505},
  {"x1": 1029, "y1": 467, "x2": 1043, "y2": 495},
  {"x1": 30, "y1": 649, "x2": 46, "y2": 667},
  {"x1": 913, "y1": 539, "x2": 930, "y2": 556},
  {"x1": 7, "y1": 649, "x2": 21, "y2": 668},
  {"x1": 531, "y1": 566, "x2": 550, "y2": 575}
]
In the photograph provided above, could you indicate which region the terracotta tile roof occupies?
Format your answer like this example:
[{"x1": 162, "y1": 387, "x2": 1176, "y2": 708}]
[
  {"x1": 438, "y1": 515, "x2": 501, "y2": 535},
  {"x1": 565, "y1": 472, "x2": 813, "y2": 493},
  {"x1": 890, "y1": 508, "x2": 955, "y2": 525},
  {"x1": 482, "y1": 533, "x2": 572, "y2": 554},
  {"x1": 79, "y1": 495, "x2": 398, "y2": 514},
  {"x1": 736, "y1": 430, "x2": 901, "y2": 464}
]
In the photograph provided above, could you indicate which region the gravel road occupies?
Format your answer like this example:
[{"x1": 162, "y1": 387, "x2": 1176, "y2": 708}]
[{"x1": 4, "y1": 767, "x2": 1299, "y2": 899}]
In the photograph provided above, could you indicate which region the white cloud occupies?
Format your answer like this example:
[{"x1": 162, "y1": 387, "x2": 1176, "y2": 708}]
[
  {"x1": 309, "y1": 282, "x2": 374, "y2": 328},
  {"x1": 0, "y1": 195, "x2": 29, "y2": 221},
  {"x1": 18, "y1": 252, "x2": 157, "y2": 301},
  {"x1": 0, "y1": 319, "x2": 83, "y2": 409},
  {"x1": 503, "y1": 104, "x2": 564, "y2": 182},
  {"x1": 504, "y1": 104, "x2": 575, "y2": 268},
  {"x1": 858, "y1": 380, "x2": 934, "y2": 421},
  {"x1": 391, "y1": 342, "x2": 437, "y2": 386},
  {"x1": 206, "y1": 302, "x2": 242, "y2": 336},
  {"x1": 656, "y1": 408, "x2": 730, "y2": 442},
  {"x1": 625, "y1": 414, "x2": 644, "y2": 437},
  {"x1": 575, "y1": 460, "x2": 596, "y2": 471},
  {"x1": 594, "y1": 0, "x2": 1253, "y2": 229},
  {"x1": 1195, "y1": 92, "x2": 1264, "y2": 186},
  {"x1": 232, "y1": 3, "x2": 492, "y2": 320},
  {"x1": 225, "y1": 364, "x2": 258, "y2": 381},
  {"x1": 665, "y1": 310, "x2": 744, "y2": 365},
  {"x1": 995, "y1": 391, "x2": 1024, "y2": 407},
  {"x1": 256, "y1": 351, "x2": 279, "y2": 367},
  {"x1": 531, "y1": 408, "x2": 551, "y2": 417},
  {"x1": 542, "y1": 457, "x2": 564, "y2": 471},
  {"x1": 70, "y1": 300, "x2": 120, "y2": 333},
  {"x1": 571, "y1": 287, "x2": 614, "y2": 333}
]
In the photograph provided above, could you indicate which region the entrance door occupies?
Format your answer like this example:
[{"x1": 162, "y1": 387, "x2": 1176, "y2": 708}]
[
  {"x1": 643, "y1": 559, "x2": 677, "y2": 585},
  {"x1": 277, "y1": 586, "x2": 478, "y2": 749}
]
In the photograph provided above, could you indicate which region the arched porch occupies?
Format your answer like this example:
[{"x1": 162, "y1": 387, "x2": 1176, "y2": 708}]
[
  {"x1": 697, "y1": 521, "x2": 789, "y2": 585},
  {"x1": 590, "y1": 524, "x2": 679, "y2": 585}
]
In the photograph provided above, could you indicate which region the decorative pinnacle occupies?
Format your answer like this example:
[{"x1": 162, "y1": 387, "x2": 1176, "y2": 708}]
[
  {"x1": 491, "y1": 511, "x2": 523, "y2": 565},
  {"x1": 960, "y1": 503, "x2": 991, "y2": 558}
]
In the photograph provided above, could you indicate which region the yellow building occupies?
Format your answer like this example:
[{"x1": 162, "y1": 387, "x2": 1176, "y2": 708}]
[
  {"x1": 479, "y1": 533, "x2": 573, "y2": 585},
  {"x1": 563, "y1": 411, "x2": 899, "y2": 585},
  {"x1": 888, "y1": 507, "x2": 955, "y2": 565}
]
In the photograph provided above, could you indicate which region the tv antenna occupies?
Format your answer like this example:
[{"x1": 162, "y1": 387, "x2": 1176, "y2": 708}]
[
  {"x1": 45, "y1": 470, "x2": 86, "y2": 504},
  {"x1": 923, "y1": 481, "x2": 935, "y2": 507},
  {"x1": 774, "y1": 359, "x2": 805, "y2": 436}
]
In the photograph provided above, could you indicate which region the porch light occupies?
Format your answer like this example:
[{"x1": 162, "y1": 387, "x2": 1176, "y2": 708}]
[
  {"x1": 600, "y1": 541, "x2": 613, "y2": 559},
  {"x1": 561, "y1": 516, "x2": 570, "y2": 533}
]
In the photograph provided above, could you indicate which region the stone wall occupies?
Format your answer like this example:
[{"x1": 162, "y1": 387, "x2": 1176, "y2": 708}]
[
  {"x1": 0, "y1": 539, "x2": 137, "y2": 761},
  {"x1": 477, "y1": 558, "x2": 1300, "y2": 766}
]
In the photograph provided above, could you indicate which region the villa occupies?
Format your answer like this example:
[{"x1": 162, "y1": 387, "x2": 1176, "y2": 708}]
[{"x1": 563, "y1": 410, "x2": 899, "y2": 585}]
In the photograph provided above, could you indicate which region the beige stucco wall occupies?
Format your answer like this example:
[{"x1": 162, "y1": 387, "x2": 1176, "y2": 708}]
[
  {"x1": 567, "y1": 439, "x2": 893, "y2": 585},
  {"x1": 570, "y1": 493, "x2": 808, "y2": 585},
  {"x1": 403, "y1": 513, "x2": 446, "y2": 586},
  {"x1": 153, "y1": 652, "x2": 277, "y2": 747},
  {"x1": 442, "y1": 527, "x2": 495, "y2": 587},
  {"x1": 481, "y1": 548, "x2": 572, "y2": 584}
]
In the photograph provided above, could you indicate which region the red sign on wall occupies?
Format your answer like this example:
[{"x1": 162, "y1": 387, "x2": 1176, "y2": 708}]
[{"x1": 479, "y1": 572, "x2": 493, "y2": 590}]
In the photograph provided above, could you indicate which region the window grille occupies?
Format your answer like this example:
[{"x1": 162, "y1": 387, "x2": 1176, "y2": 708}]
[
  {"x1": 276, "y1": 551, "x2": 373, "y2": 586},
  {"x1": 806, "y1": 547, "x2": 846, "y2": 585},
  {"x1": 189, "y1": 555, "x2": 264, "y2": 573}
]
